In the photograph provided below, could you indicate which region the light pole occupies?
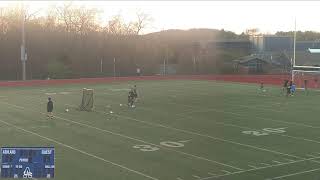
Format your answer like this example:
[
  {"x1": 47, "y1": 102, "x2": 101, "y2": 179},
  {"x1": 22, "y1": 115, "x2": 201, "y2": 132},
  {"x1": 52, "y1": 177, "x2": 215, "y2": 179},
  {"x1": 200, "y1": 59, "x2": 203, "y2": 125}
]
[
  {"x1": 21, "y1": 3, "x2": 27, "y2": 80},
  {"x1": 163, "y1": 58, "x2": 166, "y2": 75},
  {"x1": 292, "y1": 18, "x2": 297, "y2": 82},
  {"x1": 113, "y1": 57, "x2": 116, "y2": 77},
  {"x1": 193, "y1": 56, "x2": 196, "y2": 74},
  {"x1": 100, "y1": 58, "x2": 103, "y2": 73}
]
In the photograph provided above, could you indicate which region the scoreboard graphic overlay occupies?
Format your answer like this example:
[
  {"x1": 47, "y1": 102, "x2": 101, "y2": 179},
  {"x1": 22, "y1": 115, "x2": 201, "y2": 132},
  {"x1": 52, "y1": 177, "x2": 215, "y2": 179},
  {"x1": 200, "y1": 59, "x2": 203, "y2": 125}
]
[{"x1": 1, "y1": 147, "x2": 55, "y2": 178}]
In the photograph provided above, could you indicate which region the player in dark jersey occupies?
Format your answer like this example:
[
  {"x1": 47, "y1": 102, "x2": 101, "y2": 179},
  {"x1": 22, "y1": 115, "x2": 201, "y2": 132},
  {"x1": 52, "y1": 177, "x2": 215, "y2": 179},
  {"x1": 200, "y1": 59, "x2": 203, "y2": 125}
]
[
  {"x1": 304, "y1": 79, "x2": 308, "y2": 95},
  {"x1": 286, "y1": 81, "x2": 292, "y2": 97},
  {"x1": 259, "y1": 82, "x2": 266, "y2": 93},
  {"x1": 290, "y1": 83, "x2": 296, "y2": 96},
  {"x1": 128, "y1": 89, "x2": 135, "y2": 107},
  {"x1": 283, "y1": 79, "x2": 289, "y2": 94},
  {"x1": 47, "y1": 97, "x2": 54, "y2": 119},
  {"x1": 133, "y1": 85, "x2": 138, "y2": 101}
]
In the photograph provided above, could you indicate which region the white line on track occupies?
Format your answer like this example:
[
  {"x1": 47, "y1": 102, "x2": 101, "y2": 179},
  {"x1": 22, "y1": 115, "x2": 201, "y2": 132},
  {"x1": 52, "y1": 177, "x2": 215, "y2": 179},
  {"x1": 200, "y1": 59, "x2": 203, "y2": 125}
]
[
  {"x1": 265, "y1": 167, "x2": 320, "y2": 180},
  {"x1": 0, "y1": 119, "x2": 159, "y2": 180},
  {"x1": 0, "y1": 101, "x2": 243, "y2": 171}
]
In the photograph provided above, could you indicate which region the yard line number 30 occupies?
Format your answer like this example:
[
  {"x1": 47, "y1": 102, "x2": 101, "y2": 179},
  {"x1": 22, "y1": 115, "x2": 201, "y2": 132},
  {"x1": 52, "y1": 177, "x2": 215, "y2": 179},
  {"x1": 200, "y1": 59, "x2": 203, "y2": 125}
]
[{"x1": 133, "y1": 140, "x2": 188, "y2": 152}]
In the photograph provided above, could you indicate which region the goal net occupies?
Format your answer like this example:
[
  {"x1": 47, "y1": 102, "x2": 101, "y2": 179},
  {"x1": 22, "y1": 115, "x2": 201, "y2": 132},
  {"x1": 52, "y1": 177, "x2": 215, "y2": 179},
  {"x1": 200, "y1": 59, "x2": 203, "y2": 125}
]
[
  {"x1": 79, "y1": 88, "x2": 94, "y2": 111},
  {"x1": 292, "y1": 66, "x2": 320, "y2": 90},
  {"x1": 291, "y1": 48, "x2": 320, "y2": 90}
]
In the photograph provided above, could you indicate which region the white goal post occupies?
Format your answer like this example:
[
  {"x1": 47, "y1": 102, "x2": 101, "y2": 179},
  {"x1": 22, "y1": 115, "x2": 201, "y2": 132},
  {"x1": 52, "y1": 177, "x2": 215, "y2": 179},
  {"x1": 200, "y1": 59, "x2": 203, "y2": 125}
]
[{"x1": 291, "y1": 48, "x2": 320, "y2": 89}]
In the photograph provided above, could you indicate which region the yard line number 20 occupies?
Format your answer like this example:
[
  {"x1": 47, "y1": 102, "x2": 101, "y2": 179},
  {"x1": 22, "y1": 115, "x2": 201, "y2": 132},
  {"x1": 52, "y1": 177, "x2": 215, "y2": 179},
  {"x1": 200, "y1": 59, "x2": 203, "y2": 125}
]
[{"x1": 242, "y1": 127, "x2": 287, "y2": 136}]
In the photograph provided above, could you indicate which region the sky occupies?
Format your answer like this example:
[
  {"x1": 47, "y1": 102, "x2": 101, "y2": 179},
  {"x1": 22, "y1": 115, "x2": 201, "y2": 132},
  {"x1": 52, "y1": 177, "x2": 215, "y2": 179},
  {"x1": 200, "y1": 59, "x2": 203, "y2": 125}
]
[{"x1": 1, "y1": 1, "x2": 320, "y2": 34}]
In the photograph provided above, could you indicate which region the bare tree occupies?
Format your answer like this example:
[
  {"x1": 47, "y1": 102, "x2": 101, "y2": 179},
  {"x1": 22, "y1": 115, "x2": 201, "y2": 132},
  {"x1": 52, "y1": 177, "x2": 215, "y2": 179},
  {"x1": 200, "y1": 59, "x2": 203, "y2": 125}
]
[
  {"x1": 55, "y1": 3, "x2": 100, "y2": 35},
  {"x1": 132, "y1": 10, "x2": 153, "y2": 35},
  {"x1": 105, "y1": 14, "x2": 127, "y2": 35}
]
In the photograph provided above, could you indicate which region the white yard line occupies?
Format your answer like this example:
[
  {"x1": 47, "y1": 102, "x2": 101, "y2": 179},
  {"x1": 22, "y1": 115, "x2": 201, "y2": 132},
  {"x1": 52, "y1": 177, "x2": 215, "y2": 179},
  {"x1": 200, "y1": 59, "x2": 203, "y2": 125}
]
[
  {"x1": 272, "y1": 160, "x2": 282, "y2": 164},
  {"x1": 221, "y1": 170, "x2": 231, "y2": 174},
  {"x1": 15, "y1": 96, "x2": 320, "y2": 168},
  {"x1": 207, "y1": 172, "x2": 217, "y2": 176},
  {"x1": 260, "y1": 163, "x2": 271, "y2": 166},
  {"x1": 0, "y1": 119, "x2": 159, "y2": 180},
  {"x1": 0, "y1": 101, "x2": 244, "y2": 171},
  {"x1": 59, "y1": 103, "x2": 304, "y2": 162},
  {"x1": 179, "y1": 139, "x2": 192, "y2": 143},
  {"x1": 283, "y1": 158, "x2": 295, "y2": 162},
  {"x1": 29, "y1": 125, "x2": 50, "y2": 129},
  {"x1": 192, "y1": 175, "x2": 201, "y2": 178},
  {"x1": 306, "y1": 154, "x2": 319, "y2": 158},
  {"x1": 198, "y1": 156, "x2": 320, "y2": 180},
  {"x1": 248, "y1": 165, "x2": 258, "y2": 169},
  {"x1": 168, "y1": 101, "x2": 320, "y2": 130},
  {"x1": 265, "y1": 167, "x2": 320, "y2": 180},
  {"x1": 10, "y1": 90, "x2": 320, "y2": 176}
]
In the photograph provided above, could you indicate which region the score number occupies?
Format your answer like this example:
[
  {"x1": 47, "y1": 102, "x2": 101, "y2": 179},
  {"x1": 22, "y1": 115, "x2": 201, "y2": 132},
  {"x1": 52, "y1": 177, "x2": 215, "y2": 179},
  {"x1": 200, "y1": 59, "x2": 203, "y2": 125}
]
[{"x1": 242, "y1": 127, "x2": 287, "y2": 136}]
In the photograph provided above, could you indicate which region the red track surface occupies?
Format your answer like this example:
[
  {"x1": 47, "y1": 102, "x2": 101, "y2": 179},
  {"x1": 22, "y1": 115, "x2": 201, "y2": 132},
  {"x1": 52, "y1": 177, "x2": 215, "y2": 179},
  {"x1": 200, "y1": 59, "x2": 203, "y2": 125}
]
[{"x1": 0, "y1": 75, "x2": 292, "y2": 87}]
